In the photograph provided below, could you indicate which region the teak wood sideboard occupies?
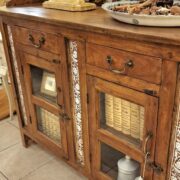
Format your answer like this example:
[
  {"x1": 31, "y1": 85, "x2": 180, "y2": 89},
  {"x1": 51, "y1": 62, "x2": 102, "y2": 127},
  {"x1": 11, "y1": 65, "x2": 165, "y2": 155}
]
[{"x1": 0, "y1": 5, "x2": 180, "y2": 180}]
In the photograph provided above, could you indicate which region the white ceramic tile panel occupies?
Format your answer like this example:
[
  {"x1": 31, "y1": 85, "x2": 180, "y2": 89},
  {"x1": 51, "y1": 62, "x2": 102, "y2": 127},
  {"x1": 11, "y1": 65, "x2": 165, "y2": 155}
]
[
  {"x1": 7, "y1": 26, "x2": 28, "y2": 125},
  {"x1": 69, "y1": 41, "x2": 84, "y2": 165}
]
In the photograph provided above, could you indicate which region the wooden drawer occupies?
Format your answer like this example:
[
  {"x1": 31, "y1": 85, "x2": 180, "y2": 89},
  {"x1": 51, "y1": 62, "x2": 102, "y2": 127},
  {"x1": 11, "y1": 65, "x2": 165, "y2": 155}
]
[
  {"x1": 12, "y1": 26, "x2": 60, "y2": 54},
  {"x1": 86, "y1": 43, "x2": 162, "y2": 84}
]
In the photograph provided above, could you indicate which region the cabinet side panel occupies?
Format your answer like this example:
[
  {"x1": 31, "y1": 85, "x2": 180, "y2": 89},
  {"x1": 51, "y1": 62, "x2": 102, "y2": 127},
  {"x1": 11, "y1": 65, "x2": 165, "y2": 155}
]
[
  {"x1": 154, "y1": 60, "x2": 177, "y2": 180},
  {"x1": 7, "y1": 25, "x2": 28, "y2": 126}
]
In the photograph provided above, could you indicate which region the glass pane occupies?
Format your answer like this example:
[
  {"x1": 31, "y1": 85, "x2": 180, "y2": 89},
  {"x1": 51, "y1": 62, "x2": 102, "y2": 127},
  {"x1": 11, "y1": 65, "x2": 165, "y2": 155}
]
[
  {"x1": 30, "y1": 65, "x2": 57, "y2": 104},
  {"x1": 35, "y1": 106, "x2": 61, "y2": 144},
  {"x1": 101, "y1": 143, "x2": 140, "y2": 179},
  {"x1": 100, "y1": 93, "x2": 145, "y2": 147}
]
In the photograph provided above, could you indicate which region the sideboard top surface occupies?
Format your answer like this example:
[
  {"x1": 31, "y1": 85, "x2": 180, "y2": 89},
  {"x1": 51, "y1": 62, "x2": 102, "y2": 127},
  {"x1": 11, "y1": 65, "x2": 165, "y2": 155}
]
[{"x1": 0, "y1": 5, "x2": 179, "y2": 45}]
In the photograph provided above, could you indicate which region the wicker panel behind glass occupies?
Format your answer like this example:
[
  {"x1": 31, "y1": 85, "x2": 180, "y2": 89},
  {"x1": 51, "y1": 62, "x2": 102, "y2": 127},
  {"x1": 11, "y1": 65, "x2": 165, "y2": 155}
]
[
  {"x1": 36, "y1": 106, "x2": 61, "y2": 144},
  {"x1": 100, "y1": 93, "x2": 145, "y2": 146}
]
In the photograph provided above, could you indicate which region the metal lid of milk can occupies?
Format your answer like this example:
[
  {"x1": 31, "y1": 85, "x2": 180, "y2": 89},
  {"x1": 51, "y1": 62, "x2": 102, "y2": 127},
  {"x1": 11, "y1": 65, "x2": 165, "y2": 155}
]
[
  {"x1": 135, "y1": 176, "x2": 143, "y2": 180},
  {"x1": 117, "y1": 155, "x2": 140, "y2": 175}
]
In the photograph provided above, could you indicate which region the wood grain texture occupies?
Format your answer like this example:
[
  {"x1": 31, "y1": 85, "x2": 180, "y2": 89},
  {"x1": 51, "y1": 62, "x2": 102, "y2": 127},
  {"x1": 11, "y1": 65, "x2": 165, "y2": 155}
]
[
  {"x1": 86, "y1": 64, "x2": 160, "y2": 97},
  {"x1": 6, "y1": 0, "x2": 44, "y2": 7},
  {"x1": 2, "y1": 15, "x2": 180, "y2": 62},
  {"x1": 12, "y1": 26, "x2": 60, "y2": 54},
  {"x1": 0, "y1": 6, "x2": 180, "y2": 46},
  {"x1": 19, "y1": 47, "x2": 69, "y2": 159},
  {"x1": 154, "y1": 60, "x2": 177, "y2": 180},
  {"x1": 86, "y1": 42, "x2": 162, "y2": 84},
  {"x1": 1, "y1": 5, "x2": 179, "y2": 180},
  {"x1": 88, "y1": 76, "x2": 159, "y2": 180}
]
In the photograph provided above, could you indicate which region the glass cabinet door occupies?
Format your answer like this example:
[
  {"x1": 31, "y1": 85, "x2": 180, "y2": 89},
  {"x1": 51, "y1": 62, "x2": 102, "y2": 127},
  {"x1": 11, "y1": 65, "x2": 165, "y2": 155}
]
[
  {"x1": 88, "y1": 76, "x2": 158, "y2": 179},
  {"x1": 30, "y1": 66, "x2": 57, "y2": 104},
  {"x1": 100, "y1": 142, "x2": 140, "y2": 179},
  {"x1": 99, "y1": 92, "x2": 145, "y2": 147},
  {"x1": 23, "y1": 53, "x2": 64, "y2": 108},
  {"x1": 21, "y1": 52, "x2": 68, "y2": 158}
]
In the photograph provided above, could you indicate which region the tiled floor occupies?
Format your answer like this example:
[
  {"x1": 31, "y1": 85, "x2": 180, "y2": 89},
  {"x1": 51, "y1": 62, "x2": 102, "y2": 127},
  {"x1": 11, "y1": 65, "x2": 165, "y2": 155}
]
[{"x1": 0, "y1": 116, "x2": 87, "y2": 180}]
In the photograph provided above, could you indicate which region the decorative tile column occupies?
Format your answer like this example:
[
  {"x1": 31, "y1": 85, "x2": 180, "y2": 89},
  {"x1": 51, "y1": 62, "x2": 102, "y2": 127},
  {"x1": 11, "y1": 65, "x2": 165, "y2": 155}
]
[
  {"x1": 170, "y1": 67, "x2": 180, "y2": 180},
  {"x1": 7, "y1": 25, "x2": 28, "y2": 125},
  {"x1": 69, "y1": 41, "x2": 84, "y2": 165}
]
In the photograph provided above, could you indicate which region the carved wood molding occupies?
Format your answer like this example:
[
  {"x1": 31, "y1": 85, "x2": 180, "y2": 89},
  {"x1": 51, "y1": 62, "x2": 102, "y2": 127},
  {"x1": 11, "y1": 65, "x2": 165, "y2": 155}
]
[{"x1": 6, "y1": 0, "x2": 45, "y2": 7}]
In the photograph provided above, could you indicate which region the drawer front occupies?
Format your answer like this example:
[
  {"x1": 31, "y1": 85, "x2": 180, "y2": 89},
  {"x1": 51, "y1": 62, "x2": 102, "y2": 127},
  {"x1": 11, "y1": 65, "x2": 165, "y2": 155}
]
[
  {"x1": 86, "y1": 43, "x2": 162, "y2": 84},
  {"x1": 12, "y1": 26, "x2": 59, "y2": 54}
]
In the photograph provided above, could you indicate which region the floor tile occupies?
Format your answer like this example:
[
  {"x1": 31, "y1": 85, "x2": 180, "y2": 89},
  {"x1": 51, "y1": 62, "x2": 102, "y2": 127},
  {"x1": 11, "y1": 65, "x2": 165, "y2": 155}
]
[
  {"x1": 0, "y1": 122, "x2": 21, "y2": 152},
  {"x1": 22, "y1": 158, "x2": 87, "y2": 180},
  {"x1": 8, "y1": 116, "x2": 19, "y2": 129},
  {"x1": 0, "y1": 143, "x2": 53, "y2": 180},
  {"x1": 0, "y1": 116, "x2": 10, "y2": 125},
  {"x1": 0, "y1": 172, "x2": 8, "y2": 180}
]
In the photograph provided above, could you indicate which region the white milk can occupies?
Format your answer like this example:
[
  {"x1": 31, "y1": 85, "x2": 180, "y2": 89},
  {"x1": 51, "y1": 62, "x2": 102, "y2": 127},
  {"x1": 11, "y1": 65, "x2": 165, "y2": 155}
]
[{"x1": 117, "y1": 155, "x2": 140, "y2": 180}]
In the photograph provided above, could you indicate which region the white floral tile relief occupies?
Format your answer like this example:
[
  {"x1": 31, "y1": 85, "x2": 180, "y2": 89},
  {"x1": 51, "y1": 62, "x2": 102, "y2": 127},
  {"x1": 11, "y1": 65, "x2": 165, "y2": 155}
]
[
  {"x1": 7, "y1": 25, "x2": 28, "y2": 125},
  {"x1": 69, "y1": 41, "x2": 84, "y2": 165},
  {"x1": 170, "y1": 72, "x2": 180, "y2": 180}
]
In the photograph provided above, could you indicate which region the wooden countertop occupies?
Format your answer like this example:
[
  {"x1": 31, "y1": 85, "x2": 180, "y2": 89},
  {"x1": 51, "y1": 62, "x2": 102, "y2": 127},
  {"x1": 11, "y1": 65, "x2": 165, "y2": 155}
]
[{"x1": 0, "y1": 5, "x2": 179, "y2": 45}]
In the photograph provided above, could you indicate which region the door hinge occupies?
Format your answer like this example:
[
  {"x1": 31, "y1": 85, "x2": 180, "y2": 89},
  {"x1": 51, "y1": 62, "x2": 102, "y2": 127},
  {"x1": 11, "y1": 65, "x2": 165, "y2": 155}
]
[
  {"x1": 8, "y1": 45, "x2": 12, "y2": 55},
  {"x1": 143, "y1": 89, "x2": 157, "y2": 96},
  {"x1": 21, "y1": 65, "x2": 24, "y2": 75},
  {"x1": 52, "y1": 59, "x2": 61, "y2": 64},
  {"x1": 60, "y1": 113, "x2": 70, "y2": 121},
  {"x1": 148, "y1": 162, "x2": 163, "y2": 174},
  {"x1": 87, "y1": 93, "x2": 89, "y2": 104},
  {"x1": 90, "y1": 153, "x2": 92, "y2": 162},
  {"x1": 29, "y1": 115, "x2": 32, "y2": 124}
]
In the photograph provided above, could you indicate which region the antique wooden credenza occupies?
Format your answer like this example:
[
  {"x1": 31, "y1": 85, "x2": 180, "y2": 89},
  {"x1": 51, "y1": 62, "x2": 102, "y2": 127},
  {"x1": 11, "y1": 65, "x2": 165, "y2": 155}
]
[{"x1": 0, "y1": 4, "x2": 180, "y2": 180}]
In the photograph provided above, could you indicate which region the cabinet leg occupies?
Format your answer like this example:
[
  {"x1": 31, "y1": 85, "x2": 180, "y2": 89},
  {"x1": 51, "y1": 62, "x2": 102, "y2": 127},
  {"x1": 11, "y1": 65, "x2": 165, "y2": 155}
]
[{"x1": 21, "y1": 134, "x2": 31, "y2": 148}]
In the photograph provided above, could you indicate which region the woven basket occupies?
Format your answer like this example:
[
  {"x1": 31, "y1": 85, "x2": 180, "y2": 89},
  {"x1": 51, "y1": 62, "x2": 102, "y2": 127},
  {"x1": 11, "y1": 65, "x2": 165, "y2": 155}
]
[
  {"x1": 39, "y1": 108, "x2": 61, "y2": 143},
  {"x1": 104, "y1": 94, "x2": 145, "y2": 141}
]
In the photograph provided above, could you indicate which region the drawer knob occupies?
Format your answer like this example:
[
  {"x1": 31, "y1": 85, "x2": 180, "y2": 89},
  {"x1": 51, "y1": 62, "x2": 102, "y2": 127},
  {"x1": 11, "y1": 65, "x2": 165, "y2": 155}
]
[
  {"x1": 106, "y1": 55, "x2": 134, "y2": 75},
  {"x1": 28, "y1": 34, "x2": 45, "y2": 49}
]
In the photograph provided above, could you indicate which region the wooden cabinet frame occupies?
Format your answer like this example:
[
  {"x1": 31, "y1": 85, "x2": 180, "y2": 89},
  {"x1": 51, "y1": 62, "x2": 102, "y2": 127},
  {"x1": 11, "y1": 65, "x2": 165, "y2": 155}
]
[
  {"x1": 87, "y1": 75, "x2": 159, "y2": 180},
  {"x1": 20, "y1": 51, "x2": 69, "y2": 158},
  {"x1": 0, "y1": 10, "x2": 179, "y2": 179}
]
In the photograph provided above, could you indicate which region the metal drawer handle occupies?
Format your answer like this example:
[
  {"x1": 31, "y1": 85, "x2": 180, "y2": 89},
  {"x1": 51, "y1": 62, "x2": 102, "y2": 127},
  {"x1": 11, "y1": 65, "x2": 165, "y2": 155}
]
[
  {"x1": 141, "y1": 132, "x2": 153, "y2": 178},
  {"x1": 106, "y1": 55, "x2": 134, "y2": 75},
  {"x1": 143, "y1": 131, "x2": 153, "y2": 154},
  {"x1": 28, "y1": 34, "x2": 45, "y2": 48}
]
